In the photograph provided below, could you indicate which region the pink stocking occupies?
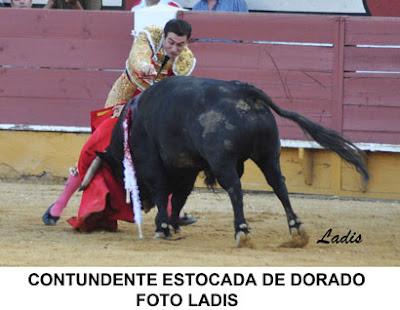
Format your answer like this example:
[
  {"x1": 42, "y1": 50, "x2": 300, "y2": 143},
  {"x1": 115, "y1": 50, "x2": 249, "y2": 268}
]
[{"x1": 50, "y1": 169, "x2": 81, "y2": 217}]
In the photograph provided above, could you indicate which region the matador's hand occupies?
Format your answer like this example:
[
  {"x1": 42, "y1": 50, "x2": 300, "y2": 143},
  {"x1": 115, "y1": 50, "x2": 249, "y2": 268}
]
[{"x1": 137, "y1": 62, "x2": 157, "y2": 79}]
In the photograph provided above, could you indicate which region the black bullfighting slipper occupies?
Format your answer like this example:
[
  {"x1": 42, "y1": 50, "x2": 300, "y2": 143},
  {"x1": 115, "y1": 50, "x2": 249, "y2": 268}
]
[
  {"x1": 178, "y1": 213, "x2": 197, "y2": 226},
  {"x1": 42, "y1": 204, "x2": 60, "y2": 226}
]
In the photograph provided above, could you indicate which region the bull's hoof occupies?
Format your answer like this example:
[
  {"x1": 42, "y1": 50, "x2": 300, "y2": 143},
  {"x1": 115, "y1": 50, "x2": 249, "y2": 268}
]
[
  {"x1": 235, "y1": 231, "x2": 253, "y2": 248},
  {"x1": 280, "y1": 225, "x2": 309, "y2": 248},
  {"x1": 178, "y1": 213, "x2": 197, "y2": 226},
  {"x1": 153, "y1": 231, "x2": 170, "y2": 239},
  {"x1": 154, "y1": 222, "x2": 171, "y2": 239}
]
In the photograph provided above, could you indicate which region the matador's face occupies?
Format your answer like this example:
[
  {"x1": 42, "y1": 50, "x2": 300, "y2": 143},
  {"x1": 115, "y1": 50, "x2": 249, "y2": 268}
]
[{"x1": 163, "y1": 32, "x2": 189, "y2": 60}]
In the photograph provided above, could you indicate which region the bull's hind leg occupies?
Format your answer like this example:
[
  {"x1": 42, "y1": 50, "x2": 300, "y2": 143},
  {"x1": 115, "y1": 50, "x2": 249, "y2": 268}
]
[
  {"x1": 255, "y1": 156, "x2": 309, "y2": 248},
  {"x1": 212, "y1": 163, "x2": 252, "y2": 248}
]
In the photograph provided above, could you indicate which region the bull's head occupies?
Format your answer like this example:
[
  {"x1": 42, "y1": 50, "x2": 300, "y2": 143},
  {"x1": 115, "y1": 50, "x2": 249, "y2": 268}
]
[{"x1": 95, "y1": 151, "x2": 155, "y2": 213}]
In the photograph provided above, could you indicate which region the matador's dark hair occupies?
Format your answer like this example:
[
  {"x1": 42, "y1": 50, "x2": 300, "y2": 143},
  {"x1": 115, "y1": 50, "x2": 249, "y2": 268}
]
[{"x1": 164, "y1": 19, "x2": 192, "y2": 39}]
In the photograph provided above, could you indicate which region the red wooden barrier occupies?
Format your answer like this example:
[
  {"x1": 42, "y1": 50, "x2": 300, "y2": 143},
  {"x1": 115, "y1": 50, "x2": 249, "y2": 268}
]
[
  {"x1": 179, "y1": 12, "x2": 337, "y2": 43},
  {"x1": 0, "y1": 9, "x2": 132, "y2": 69},
  {"x1": 342, "y1": 17, "x2": 400, "y2": 145},
  {"x1": 0, "y1": 9, "x2": 131, "y2": 128},
  {"x1": 0, "y1": 68, "x2": 119, "y2": 126},
  {"x1": 182, "y1": 11, "x2": 338, "y2": 140},
  {"x1": 344, "y1": 17, "x2": 400, "y2": 45}
]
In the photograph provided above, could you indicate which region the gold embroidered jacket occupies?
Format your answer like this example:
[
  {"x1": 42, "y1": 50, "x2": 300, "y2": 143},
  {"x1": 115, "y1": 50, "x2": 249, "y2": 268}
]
[{"x1": 104, "y1": 25, "x2": 196, "y2": 108}]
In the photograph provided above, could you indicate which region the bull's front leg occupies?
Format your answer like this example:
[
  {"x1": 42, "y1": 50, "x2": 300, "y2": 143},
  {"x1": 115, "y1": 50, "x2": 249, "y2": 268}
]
[
  {"x1": 153, "y1": 193, "x2": 171, "y2": 239},
  {"x1": 169, "y1": 193, "x2": 182, "y2": 233},
  {"x1": 169, "y1": 174, "x2": 197, "y2": 233}
]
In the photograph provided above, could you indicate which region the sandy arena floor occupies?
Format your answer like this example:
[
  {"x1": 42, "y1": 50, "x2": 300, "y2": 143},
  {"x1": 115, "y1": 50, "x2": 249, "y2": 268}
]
[{"x1": 0, "y1": 180, "x2": 399, "y2": 266}]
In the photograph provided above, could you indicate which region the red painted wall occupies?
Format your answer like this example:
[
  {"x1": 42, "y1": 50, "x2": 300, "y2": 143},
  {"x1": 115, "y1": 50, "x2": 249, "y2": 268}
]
[
  {"x1": 0, "y1": 9, "x2": 132, "y2": 127},
  {"x1": 0, "y1": 9, "x2": 399, "y2": 145},
  {"x1": 365, "y1": 0, "x2": 400, "y2": 16}
]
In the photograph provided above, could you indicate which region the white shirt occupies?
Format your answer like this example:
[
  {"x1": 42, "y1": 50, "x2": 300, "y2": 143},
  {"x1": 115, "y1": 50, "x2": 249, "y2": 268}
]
[
  {"x1": 131, "y1": 0, "x2": 181, "y2": 11},
  {"x1": 131, "y1": 2, "x2": 186, "y2": 36}
]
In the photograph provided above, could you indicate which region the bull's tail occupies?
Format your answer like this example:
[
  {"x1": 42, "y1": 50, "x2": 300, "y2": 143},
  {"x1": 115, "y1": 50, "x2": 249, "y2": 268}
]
[{"x1": 256, "y1": 90, "x2": 369, "y2": 181}]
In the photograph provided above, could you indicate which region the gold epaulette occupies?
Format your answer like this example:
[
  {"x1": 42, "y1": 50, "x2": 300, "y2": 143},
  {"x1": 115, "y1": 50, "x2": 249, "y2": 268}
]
[
  {"x1": 173, "y1": 47, "x2": 196, "y2": 76},
  {"x1": 141, "y1": 25, "x2": 164, "y2": 56}
]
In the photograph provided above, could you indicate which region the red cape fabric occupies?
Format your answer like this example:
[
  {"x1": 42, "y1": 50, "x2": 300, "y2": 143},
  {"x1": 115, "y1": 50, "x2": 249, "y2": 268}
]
[
  {"x1": 67, "y1": 113, "x2": 133, "y2": 232},
  {"x1": 89, "y1": 106, "x2": 114, "y2": 132}
]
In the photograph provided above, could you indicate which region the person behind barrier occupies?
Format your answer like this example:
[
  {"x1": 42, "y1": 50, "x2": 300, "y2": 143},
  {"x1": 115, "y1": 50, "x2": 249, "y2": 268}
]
[
  {"x1": 192, "y1": 0, "x2": 248, "y2": 12},
  {"x1": 42, "y1": 19, "x2": 196, "y2": 232},
  {"x1": 131, "y1": 0, "x2": 181, "y2": 10},
  {"x1": 44, "y1": 0, "x2": 101, "y2": 10}
]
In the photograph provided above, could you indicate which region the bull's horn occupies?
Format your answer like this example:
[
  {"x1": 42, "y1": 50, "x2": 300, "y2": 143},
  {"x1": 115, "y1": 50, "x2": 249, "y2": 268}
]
[{"x1": 78, "y1": 156, "x2": 102, "y2": 191}]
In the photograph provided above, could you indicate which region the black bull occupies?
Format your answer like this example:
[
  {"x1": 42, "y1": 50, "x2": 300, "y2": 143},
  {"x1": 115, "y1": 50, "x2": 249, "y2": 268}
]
[{"x1": 101, "y1": 76, "x2": 369, "y2": 247}]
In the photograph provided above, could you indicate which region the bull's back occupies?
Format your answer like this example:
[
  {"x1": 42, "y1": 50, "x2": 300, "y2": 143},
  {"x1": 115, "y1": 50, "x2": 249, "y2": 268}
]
[{"x1": 136, "y1": 76, "x2": 279, "y2": 166}]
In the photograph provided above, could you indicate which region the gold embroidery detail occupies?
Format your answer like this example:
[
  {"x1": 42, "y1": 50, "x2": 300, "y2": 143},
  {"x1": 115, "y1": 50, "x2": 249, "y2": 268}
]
[
  {"x1": 104, "y1": 26, "x2": 195, "y2": 108},
  {"x1": 128, "y1": 26, "x2": 163, "y2": 77},
  {"x1": 104, "y1": 74, "x2": 137, "y2": 108},
  {"x1": 173, "y1": 47, "x2": 196, "y2": 76},
  {"x1": 111, "y1": 104, "x2": 125, "y2": 118},
  {"x1": 145, "y1": 25, "x2": 163, "y2": 53},
  {"x1": 124, "y1": 26, "x2": 165, "y2": 91},
  {"x1": 96, "y1": 110, "x2": 110, "y2": 117},
  {"x1": 128, "y1": 33, "x2": 153, "y2": 76}
]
